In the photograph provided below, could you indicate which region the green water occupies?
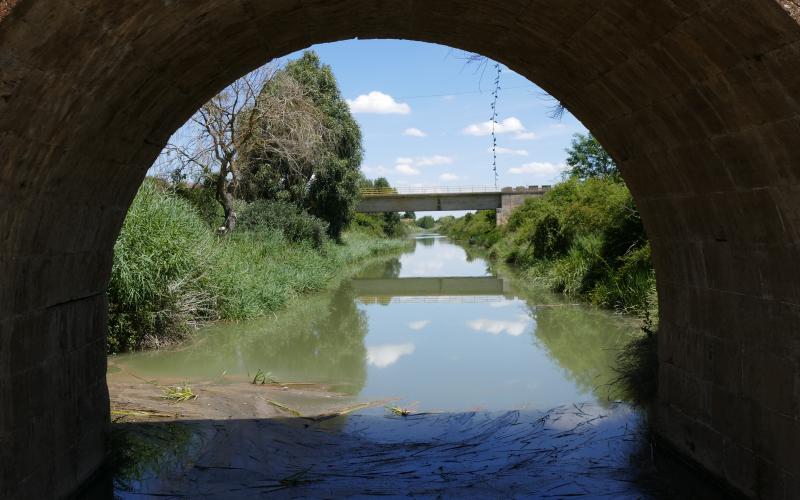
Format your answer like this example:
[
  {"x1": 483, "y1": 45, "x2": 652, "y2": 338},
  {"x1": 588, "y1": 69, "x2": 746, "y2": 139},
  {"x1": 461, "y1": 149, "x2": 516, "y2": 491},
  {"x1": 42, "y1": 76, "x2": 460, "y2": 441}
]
[{"x1": 109, "y1": 234, "x2": 639, "y2": 411}]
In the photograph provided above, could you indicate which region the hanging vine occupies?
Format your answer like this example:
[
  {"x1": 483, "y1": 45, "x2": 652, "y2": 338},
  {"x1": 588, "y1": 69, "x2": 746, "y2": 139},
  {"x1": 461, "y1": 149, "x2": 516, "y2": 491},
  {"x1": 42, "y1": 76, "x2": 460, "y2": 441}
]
[{"x1": 489, "y1": 62, "x2": 502, "y2": 188}]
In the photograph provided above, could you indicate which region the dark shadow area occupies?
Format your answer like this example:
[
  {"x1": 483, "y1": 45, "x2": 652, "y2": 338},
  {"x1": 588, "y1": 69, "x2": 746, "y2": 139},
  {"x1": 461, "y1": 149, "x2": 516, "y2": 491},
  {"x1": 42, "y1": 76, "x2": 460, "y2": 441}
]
[{"x1": 84, "y1": 404, "x2": 730, "y2": 499}]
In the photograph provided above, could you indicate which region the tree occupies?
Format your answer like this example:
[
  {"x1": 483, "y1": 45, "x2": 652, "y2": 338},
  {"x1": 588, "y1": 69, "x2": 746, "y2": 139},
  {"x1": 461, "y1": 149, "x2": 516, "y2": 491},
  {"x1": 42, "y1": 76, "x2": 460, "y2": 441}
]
[
  {"x1": 240, "y1": 51, "x2": 363, "y2": 240},
  {"x1": 565, "y1": 133, "x2": 619, "y2": 181},
  {"x1": 306, "y1": 156, "x2": 361, "y2": 241},
  {"x1": 402, "y1": 211, "x2": 416, "y2": 220},
  {"x1": 159, "y1": 68, "x2": 270, "y2": 233},
  {"x1": 417, "y1": 216, "x2": 435, "y2": 229}
]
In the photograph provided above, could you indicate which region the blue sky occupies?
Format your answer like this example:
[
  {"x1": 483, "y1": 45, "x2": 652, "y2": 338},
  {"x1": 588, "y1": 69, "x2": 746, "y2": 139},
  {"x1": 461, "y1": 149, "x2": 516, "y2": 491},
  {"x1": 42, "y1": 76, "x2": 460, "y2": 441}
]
[{"x1": 279, "y1": 39, "x2": 588, "y2": 191}]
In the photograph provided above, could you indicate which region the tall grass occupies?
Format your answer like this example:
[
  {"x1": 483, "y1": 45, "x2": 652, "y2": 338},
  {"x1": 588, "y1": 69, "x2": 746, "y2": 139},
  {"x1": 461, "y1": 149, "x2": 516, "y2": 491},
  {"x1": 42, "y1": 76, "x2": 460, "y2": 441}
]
[
  {"x1": 107, "y1": 181, "x2": 408, "y2": 353},
  {"x1": 108, "y1": 181, "x2": 217, "y2": 352}
]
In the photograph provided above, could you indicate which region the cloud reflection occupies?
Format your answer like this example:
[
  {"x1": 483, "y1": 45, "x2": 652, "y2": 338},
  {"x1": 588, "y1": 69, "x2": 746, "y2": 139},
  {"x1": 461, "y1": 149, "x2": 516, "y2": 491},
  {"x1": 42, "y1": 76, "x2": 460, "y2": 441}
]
[
  {"x1": 367, "y1": 343, "x2": 416, "y2": 368},
  {"x1": 408, "y1": 320, "x2": 431, "y2": 331},
  {"x1": 467, "y1": 316, "x2": 531, "y2": 337}
]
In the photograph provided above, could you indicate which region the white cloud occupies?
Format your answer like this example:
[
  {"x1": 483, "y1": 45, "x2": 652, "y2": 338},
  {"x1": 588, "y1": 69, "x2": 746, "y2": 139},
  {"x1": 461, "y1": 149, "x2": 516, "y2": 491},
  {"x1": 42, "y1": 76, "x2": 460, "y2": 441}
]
[
  {"x1": 395, "y1": 164, "x2": 421, "y2": 176},
  {"x1": 508, "y1": 162, "x2": 568, "y2": 176},
  {"x1": 442, "y1": 95, "x2": 456, "y2": 101},
  {"x1": 415, "y1": 155, "x2": 453, "y2": 166},
  {"x1": 440, "y1": 173, "x2": 459, "y2": 181},
  {"x1": 493, "y1": 147, "x2": 529, "y2": 156},
  {"x1": 404, "y1": 127, "x2": 427, "y2": 137},
  {"x1": 347, "y1": 91, "x2": 411, "y2": 114},
  {"x1": 367, "y1": 343, "x2": 416, "y2": 368},
  {"x1": 408, "y1": 320, "x2": 431, "y2": 331},
  {"x1": 467, "y1": 318, "x2": 531, "y2": 337},
  {"x1": 362, "y1": 165, "x2": 390, "y2": 175},
  {"x1": 394, "y1": 155, "x2": 453, "y2": 168},
  {"x1": 463, "y1": 117, "x2": 525, "y2": 136}
]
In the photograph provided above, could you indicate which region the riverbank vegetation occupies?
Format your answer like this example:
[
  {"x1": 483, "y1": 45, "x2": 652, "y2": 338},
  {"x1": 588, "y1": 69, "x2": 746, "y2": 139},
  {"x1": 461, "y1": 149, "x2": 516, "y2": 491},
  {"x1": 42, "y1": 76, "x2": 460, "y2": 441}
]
[
  {"x1": 108, "y1": 51, "x2": 408, "y2": 353},
  {"x1": 439, "y1": 134, "x2": 655, "y2": 317},
  {"x1": 108, "y1": 180, "x2": 407, "y2": 353},
  {"x1": 438, "y1": 134, "x2": 659, "y2": 404}
]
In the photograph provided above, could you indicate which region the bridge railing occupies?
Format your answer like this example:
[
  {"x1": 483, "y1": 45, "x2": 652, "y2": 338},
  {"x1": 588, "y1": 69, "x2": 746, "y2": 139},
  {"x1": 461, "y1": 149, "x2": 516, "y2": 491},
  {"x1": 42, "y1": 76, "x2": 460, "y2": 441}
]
[
  {"x1": 359, "y1": 185, "x2": 552, "y2": 197},
  {"x1": 360, "y1": 185, "x2": 500, "y2": 196}
]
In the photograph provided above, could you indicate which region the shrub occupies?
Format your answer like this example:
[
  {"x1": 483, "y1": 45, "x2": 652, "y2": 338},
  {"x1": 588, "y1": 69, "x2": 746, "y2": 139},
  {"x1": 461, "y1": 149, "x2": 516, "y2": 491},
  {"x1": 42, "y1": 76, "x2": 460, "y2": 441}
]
[
  {"x1": 440, "y1": 177, "x2": 655, "y2": 316},
  {"x1": 238, "y1": 199, "x2": 329, "y2": 247},
  {"x1": 107, "y1": 180, "x2": 216, "y2": 352},
  {"x1": 416, "y1": 215, "x2": 436, "y2": 229}
]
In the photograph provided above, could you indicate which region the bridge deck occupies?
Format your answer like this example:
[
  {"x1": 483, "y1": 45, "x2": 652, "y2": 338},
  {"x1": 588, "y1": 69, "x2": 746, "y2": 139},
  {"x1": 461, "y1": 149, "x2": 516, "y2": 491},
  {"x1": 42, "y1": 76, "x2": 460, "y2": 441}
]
[{"x1": 356, "y1": 186, "x2": 550, "y2": 213}]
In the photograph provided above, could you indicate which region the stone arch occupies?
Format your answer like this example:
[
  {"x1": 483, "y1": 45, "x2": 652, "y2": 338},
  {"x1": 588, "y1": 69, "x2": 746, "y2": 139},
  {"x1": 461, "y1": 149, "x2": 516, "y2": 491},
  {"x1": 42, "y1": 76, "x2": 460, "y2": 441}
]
[{"x1": 2, "y1": 1, "x2": 800, "y2": 497}]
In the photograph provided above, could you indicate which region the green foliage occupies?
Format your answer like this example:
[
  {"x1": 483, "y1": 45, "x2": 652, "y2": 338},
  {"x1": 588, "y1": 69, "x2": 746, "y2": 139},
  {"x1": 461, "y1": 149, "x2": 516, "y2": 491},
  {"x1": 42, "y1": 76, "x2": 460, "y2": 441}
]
[
  {"x1": 307, "y1": 155, "x2": 361, "y2": 241},
  {"x1": 162, "y1": 384, "x2": 197, "y2": 402},
  {"x1": 250, "y1": 368, "x2": 279, "y2": 385},
  {"x1": 107, "y1": 180, "x2": 216, "y2": 353},
  {"x1": 440, "y1": 177, "x2": 655, "y2": 316},
  {"x1": 381, "y1": 211, "x2": 407, "y2": 238},
  {"x1": 239, "y1": 50, "x2": 362, "y2": 240},
  {"x1": 402, "y1": 211, "x2": 416, "y2": 220},
  {"x1": 416, "y1": 215, "x2": 436, "y2": 229},
  {"x1": 437, "y1": 210, "x2": 500, "y2": 248},
  {"x1": 566, "y1": 133, "x2": 619, "y2": 181},
  {"x1": 351, "y1": 211, "x2": 408, "y2": 239},
  {"x1": 172, "y1": 180, "x2": 223, "y2": 228},
  {"x1": 108, "y1": 182, "x2": 408, "y2": 353},
  {"x1": 364, "y1": 177, "x2": 391, "y2": 189},
  {"x1": 238, "y1": 199, "x2": 328, "y2": 248},
  {"x1": 352, "y1": 213, "x2": 388, "y2": 238}
]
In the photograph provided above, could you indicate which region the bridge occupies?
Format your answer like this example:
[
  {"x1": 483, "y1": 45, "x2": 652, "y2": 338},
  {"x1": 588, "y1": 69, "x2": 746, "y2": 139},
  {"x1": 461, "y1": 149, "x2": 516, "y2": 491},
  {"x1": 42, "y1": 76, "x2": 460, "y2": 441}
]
[{"x1": 356, "y1": 186, "x2": 551, "y2": 224}]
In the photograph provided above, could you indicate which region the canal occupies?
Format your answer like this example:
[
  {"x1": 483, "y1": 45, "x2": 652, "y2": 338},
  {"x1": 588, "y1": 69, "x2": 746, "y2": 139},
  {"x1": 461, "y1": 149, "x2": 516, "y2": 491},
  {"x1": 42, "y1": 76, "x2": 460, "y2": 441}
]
[
  {"x1": 110, "y1": 234, "x2": 636, "y2": 412},
  {"x1": 104, "y1": 234, "x2": 720, "y2": 498}
]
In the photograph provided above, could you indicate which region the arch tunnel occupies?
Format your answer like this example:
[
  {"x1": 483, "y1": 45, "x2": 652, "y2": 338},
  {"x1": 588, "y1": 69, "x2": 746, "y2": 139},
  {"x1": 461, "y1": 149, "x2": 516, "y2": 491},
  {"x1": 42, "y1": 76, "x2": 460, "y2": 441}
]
[{"x1": 2, "y1": 1, "x2": 800, "y2": 497}]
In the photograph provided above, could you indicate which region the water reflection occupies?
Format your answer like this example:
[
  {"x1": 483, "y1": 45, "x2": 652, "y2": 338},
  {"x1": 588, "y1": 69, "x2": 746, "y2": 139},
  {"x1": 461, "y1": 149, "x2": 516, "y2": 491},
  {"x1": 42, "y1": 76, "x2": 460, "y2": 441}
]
[
  {"x1": 366, "y1": 343, "x2": 416, "y2": 368},
  {"x1": 109, "y1": 235, "x2": 638, "y2": 411},
  {"x1": 110, "y1": 284, "x2": 369, "y2": 394}
]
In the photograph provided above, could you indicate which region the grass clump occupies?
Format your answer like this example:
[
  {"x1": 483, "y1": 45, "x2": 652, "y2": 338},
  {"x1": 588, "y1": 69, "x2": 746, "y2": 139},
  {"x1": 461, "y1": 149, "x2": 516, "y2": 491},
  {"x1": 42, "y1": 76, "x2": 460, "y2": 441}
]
[
  {"x1": 162, "y1": 384, "x2": 197, "y2": 403},
  {"x1": 250, "y1": 369, "x2": 279, "y2": 385},
  {"x1": 108, "y1": 180, "x2": 217, "y2": 353},
  {"x1": 385, "y1": 404, "x2": 416, "y2": 416}
]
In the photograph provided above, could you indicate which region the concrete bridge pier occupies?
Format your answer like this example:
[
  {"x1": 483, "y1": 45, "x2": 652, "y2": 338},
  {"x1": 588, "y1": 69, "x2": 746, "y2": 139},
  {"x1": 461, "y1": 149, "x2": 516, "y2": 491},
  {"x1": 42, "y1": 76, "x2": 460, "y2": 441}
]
[{"x1": 496, "y1": 187, "x2": 551, "y2": 225}]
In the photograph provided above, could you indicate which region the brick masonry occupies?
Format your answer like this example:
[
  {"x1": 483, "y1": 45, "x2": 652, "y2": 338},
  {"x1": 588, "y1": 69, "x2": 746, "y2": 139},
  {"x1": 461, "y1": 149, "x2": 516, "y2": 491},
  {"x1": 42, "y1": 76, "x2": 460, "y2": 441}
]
[{"x1": 2, "y1": 0, "x2": 800, "y2": 497}]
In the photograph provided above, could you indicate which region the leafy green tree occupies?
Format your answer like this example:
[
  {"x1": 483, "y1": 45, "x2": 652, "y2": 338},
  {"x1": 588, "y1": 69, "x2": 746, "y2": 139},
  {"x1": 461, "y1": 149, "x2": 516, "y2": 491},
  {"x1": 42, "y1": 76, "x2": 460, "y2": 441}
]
[
  {"x1": 566, "y1": 133, "x2": 619, "y2": 181},
  {"x1": 356, "y1": 177, "x2": 406, "y2": 237},
  {"x1": 382, "y1": 211, "x2": 405, "y2": 237},
  {"x1": 416, "y1": 215, "x2": 435, "y2": 229},
  {"x1": 307, "y1": 156, "x2": 361, "y2": 241},
  {"x1": 240, "y1": 50, "x2": 363, "y2": 240},
  {"x1": 402, "y1": 211, "x2": 416, "y2": 220}
]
